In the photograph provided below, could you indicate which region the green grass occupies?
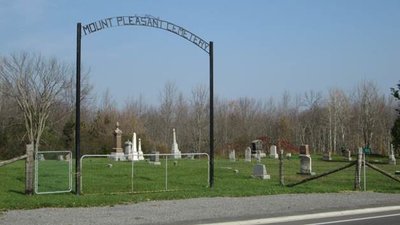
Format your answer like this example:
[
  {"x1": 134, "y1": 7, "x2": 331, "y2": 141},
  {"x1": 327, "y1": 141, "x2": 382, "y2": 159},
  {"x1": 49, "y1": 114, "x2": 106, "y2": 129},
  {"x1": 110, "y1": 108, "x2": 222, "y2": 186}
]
[
  {"x1": 37, "y1": 160, "x2": 71, "y2": 193},
  {"x1": 1, "y1": 154, "x2": 399, "y2": 211}
]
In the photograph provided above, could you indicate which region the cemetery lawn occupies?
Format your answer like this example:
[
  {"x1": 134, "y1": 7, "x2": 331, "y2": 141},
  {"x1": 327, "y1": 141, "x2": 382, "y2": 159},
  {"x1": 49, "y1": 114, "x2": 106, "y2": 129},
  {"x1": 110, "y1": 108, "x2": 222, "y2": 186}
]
[{"x1": 1, "y1": 154, "x2": 399, "y2": 211}]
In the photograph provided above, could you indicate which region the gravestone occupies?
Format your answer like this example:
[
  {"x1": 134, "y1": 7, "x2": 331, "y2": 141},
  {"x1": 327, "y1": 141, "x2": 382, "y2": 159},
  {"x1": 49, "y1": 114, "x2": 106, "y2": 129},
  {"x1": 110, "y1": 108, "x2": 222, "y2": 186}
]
[
  {"x1": 389, "y1": 144, "x2": 396, "y2": 165},
  {"x1": 171, "y1": 128, "x2": 182, "y2": 159},
  {"x1": 37, "y1": 154, "x2": 45, "y2": 161},
  {"x1": 251, "y1": 140, "x2": 263, "y2": 155},
  {"x1": 150, "y1": 151, "x2": 161, "y2": 165},
  {"x1": 229, "y1": 150, "x2": 236, "y2": 162},
  {"x1": 299, "y1": 145, "x2": 315, "y2": 175},
  {"x1": 110, "y1": 122, "x2": 125, "y2": 161},
  {"x1": 346, "y1": 150, "x2": 352, "y2": 161},
  {"x1": 286, "y1": 153, "x2": 292, "y2": 159},
  {"x1": 245, "y1": 147, "x2": 252, "y2": 162},
  {"x1": 252, "y1": 164, "x2": 270, "y2": 180},
  {"x1": 138, "y1": 138, "x2": 144, "y2": 160},
  {"x1": 322, "y1": 150, "x2": 332, "y2": 161},
  {"x1": 256, "y1": 150, "x2": 262, "y2": 163},
  {"x1": 128, "y1": 132, "x2": 139, "y2": 161},
  {"x1": 299, "y1": 145, "x2": 310, "y2": 156},
  {"x1": 269, "y1": 145, "x2": 278, "y2": 159},
  {"x1": 186, "y1": 153, "x2": 195, "y2": 160},
  {"x1": 124, "y1": 140, "x2": 132, "y2": 160},
  {"x1": 299, "y1": 155, "x2": 316, "y2": 175},
  {"x1": 124, "y1": 140, "x2": 132, "y2": 155}
]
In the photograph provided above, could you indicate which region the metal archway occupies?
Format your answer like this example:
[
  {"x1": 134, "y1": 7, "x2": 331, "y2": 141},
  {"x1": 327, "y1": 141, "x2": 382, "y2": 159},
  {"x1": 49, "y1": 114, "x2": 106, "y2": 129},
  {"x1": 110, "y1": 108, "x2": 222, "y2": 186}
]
[{"x1": 75, "y1": 15, "x2": 214, "y2": 195}]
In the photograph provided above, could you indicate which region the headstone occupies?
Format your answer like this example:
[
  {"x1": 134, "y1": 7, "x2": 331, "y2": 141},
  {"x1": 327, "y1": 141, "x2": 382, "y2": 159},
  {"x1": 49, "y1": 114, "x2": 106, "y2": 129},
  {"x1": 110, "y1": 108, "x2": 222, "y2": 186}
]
[
  {"x1": 245, "y1": 147, "x2": 252, "y2": 162},
  {"x1": 110, "y1": 122, "x2": 125, "y2": 161},
  {"x1": 138, "y1": 138, "x2": 144, "y2": 160},
  {"x1": 171, "y1": 128, "x2": 182, "y2": 159},
  {"x1": 269, "y1": 145, "x2": 278, "y2": 159},
  {"x1": 252, "y1": 164, "x2": 271, "y2": 179},
  {"x1": 389, "y1": 144, "x2": 396, "y2": 165},
  {"x1": 347, "y1": 150, "x2": 352, "y2": 161},
  {"x1": 150, "y1": 151, "x2": 161, "y2": 165},
  {"x1": 286, "y1": 153, "x2": 292, "y2": 159},
  {"x1": 127, "y1": 133, "x2": 139, "y2": 161},
  {"x1": 299, "y1": 155, "x2": 316, "y2": 175},
  {"x1": 256, "y1": 150, "x2": 262, "y2": 163},
  {"x1": 125, "y1": 140, "x2": 137, "y2": 161},
  {"x1": 299, "y1": 145, "x2": 310, "y2": 156},
  {"x1": 322, "y1": 150, "x2": 332, "y2": 161},
  {"x1": 186, "y1": 153, "x2": 195, "y2": 160},
  {"x1": 124, "y1": 140, "x2": 132, "y2": 155},
  {"x1": 37, "y1": 154, "x2": 45, "y2": 161},
  {"x1": 229, "y1": 150, "x2": 236, "y2": 162},
  {"x1": 251, "y1": 140, "x2": 263, "y2": 155},
  {"x1": 132, "y1": 132, "x2": 137, "y2": 153}
]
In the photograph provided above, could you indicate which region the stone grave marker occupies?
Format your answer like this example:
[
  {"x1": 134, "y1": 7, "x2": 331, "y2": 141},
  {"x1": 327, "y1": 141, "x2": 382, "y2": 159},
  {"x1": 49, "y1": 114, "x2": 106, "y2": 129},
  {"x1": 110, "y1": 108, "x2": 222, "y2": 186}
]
[
  {"x1": 150, "y1": 151, "x2": 161, "y2": 165},
  {"x1": 138, "y1": 137, "x2": 144, "y2": 160},
  {"x1": 269, "y1": 145, "x2": 278, "y2": 159},
  {"x1": 171, "y1": 128, "x2": 182, "y2": 159},
  {"x1": 299, "y1": 155, "x2": 316, "y2": 175},
  {"x1": 252, "y1": 164, "x2": 271, "y2": 180},
  {"x1": 229, "y1": 150, "x2": 236, "y2": 162},
  {"x1": 245, "y1": 147, "x2": 252, "y2": 162},
  {"x1": 389, "y1": 144, "x2": 396, "y2": 165},
  {"x1": 299, "y1": 145, "x2": 310, "y2": 156},
  {"x1": 323, "y1": 150, "x2": 332, "y2": 161},
  {"x1": 37, "y1": 154, "x2": 45, "y2": 161},
  {"x1": 256, "y1": 150, "x2": 262, "y2": 163},
  {"x1": 110, "y1": 122, "x2": 125, "y2": 161},
  {"x1": 186, "y1": 153, "x2": 195, "y2": 160},
  {"x1": 347, "y1": 150, "x2": 352, "y2": 161},
  {"x1": 299, "y1": 144, "x2": 315, "y2": 175}
]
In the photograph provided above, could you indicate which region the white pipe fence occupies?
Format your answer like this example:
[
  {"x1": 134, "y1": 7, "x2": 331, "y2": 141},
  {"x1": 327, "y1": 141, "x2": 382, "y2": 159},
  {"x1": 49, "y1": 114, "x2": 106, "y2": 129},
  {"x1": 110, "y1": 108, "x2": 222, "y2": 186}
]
[
  {"x1": 34, "y1": 151, "x2": 72, "y2": 195},
  {"x1": 80, "y1": 153, "x2": 209, "y2": 194}
]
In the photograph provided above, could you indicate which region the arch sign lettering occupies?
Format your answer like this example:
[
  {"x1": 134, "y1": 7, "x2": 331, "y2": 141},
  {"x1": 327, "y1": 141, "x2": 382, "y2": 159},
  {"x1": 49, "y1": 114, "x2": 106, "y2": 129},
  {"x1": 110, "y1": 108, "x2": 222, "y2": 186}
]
[{"x1": 75, "y1": 15, "x2": 214, "y2": 195}]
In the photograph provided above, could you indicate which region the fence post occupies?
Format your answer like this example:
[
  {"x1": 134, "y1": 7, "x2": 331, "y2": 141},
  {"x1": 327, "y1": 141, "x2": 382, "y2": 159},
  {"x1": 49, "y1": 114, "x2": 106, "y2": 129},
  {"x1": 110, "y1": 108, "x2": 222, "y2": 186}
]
[
  {"x1": 25, "y1": 143, "x2": 34, "y2": 195},
  {"x1": 354, "y1": 147, "x2": 362, "y2": 191},
  {"x1": 363, "y1": 152, "x2": 366, "y2": 191},
  {"x1": 279, "y1": 150, "x2": 284, "y2": 186},
  {"x1": 165, "y1": 155, "x2": 168, "y2": 191}
]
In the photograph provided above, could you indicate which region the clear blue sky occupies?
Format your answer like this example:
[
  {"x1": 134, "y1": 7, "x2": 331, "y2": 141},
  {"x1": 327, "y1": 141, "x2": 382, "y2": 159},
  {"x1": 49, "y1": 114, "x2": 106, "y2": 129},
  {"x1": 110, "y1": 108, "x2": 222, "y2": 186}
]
[{"x1": 1, "y1": 0, "x2": 399, "y2": 106}]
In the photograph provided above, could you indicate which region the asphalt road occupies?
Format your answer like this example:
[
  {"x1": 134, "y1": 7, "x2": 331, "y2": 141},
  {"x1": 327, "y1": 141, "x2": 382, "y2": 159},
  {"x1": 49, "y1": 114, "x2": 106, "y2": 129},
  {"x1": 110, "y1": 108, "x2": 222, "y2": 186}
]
[
  {"x1": 0, "y1": 192, "x2": 399, "y2": 225},
  {"x1": 200, "y1": 206, "x2": 400, "y2": 225}
]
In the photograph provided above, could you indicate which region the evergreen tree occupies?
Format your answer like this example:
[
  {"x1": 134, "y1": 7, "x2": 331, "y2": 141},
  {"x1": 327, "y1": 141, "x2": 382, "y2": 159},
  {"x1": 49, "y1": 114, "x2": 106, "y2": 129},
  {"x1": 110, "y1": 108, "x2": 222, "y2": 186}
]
[
  {"x1": 391, "y1": 81, "x2": 400, "y2": 114},
  {"x1": 391, "y1": 81, "x2": 400, "y2": 153}
]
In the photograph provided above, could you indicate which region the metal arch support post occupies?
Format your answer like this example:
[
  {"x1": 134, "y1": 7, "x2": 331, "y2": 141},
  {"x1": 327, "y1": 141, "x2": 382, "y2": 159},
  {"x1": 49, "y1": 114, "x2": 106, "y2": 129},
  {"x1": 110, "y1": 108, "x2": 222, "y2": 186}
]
[
  {"x1": 75, "y1": 22, "x2": 82, "y2": 195},
  {"x1": 209, "y1": 41, "x2": 214, "y2": 188}
]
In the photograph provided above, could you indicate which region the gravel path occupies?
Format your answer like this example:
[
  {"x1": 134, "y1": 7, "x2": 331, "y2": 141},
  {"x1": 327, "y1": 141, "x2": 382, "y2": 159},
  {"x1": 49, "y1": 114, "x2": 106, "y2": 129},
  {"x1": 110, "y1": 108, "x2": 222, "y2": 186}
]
[{"x1": 1, "y1": 192, "x2": 399, "y2": 225}]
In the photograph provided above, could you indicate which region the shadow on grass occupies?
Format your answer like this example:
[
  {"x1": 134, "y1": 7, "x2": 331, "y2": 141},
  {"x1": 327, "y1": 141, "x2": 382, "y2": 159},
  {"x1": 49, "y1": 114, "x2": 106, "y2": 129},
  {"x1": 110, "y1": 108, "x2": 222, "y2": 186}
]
[
  {"x1": 316, "y1": 158, "x2": 354, "y2": 163},
  {"x1": 8, "y1": 189, "x2": 24, "y2": 195}
]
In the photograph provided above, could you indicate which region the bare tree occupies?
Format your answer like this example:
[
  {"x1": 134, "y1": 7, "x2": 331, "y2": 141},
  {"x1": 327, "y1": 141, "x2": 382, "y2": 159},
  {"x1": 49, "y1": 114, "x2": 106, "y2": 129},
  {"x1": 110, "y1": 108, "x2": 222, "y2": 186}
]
[
  {"x1": 159, "y1": 81, "x2": 178, "y2": 145},
  {"x1": 328, "y1": 88, "x2": 351, "y2": 154},
  {"x1": 0, "y1": 52, "x2": 72, "y2": 194},
  {"x1": 354, "y1": 81, "x2": 380, "y2": 149},
  {"x1": 190, "y1": 85, "x2": 208, "y2": 152}
]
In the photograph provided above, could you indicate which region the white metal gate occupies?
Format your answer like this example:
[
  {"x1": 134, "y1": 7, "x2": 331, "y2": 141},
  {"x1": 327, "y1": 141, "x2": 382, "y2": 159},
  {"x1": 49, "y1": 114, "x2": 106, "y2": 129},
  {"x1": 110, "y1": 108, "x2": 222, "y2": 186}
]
[
  {"x1": 80, "y1": 153, "x2": 209, "y2": 194},
  {"x1": 34, "y1": 151, "x2": 72, "y2": 194}
]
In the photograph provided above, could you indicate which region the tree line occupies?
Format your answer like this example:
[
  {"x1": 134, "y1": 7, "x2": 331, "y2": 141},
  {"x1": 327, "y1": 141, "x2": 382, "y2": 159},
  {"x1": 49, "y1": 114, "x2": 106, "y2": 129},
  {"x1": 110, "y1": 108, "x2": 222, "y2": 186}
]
[{"x1": 1, "y1": 52, "x2": 399, "y2": 160}]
